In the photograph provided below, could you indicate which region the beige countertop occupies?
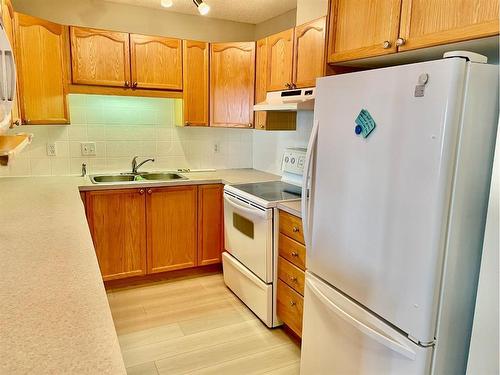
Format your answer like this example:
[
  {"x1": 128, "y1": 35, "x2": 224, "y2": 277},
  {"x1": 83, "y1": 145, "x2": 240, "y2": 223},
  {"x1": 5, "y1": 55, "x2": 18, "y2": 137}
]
[
  {"x1": 277, "y1": 199, "x2": 302, "y2": 218},
  {"x1": 0, "y1": 168, "x2": 279, "y2": 374}
]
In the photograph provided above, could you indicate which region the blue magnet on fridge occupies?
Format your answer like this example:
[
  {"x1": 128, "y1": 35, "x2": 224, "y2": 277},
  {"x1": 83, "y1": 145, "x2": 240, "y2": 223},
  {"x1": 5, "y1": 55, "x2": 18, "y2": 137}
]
[{"x1": 355, "y1": 109, "x2": 376, "y2": 138}]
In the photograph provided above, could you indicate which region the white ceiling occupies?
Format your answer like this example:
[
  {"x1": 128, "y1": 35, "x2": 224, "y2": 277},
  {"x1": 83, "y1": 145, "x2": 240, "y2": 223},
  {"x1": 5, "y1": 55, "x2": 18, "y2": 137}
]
[{"x1": 101, "y1": 0, "x2": 297, "y2": 24}]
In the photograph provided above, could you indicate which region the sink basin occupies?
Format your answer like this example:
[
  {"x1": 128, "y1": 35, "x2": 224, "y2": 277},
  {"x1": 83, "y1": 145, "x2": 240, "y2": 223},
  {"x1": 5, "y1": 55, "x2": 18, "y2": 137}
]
[
  {"x1": 90, "y1": 172, "x2": 187, "y2": 184},
  {"x1": 142, "y1": 173, "x2": 186, "y2": 181},
  {"x1": 91, "y1": 174, "x2": 137, "y2": 183}
]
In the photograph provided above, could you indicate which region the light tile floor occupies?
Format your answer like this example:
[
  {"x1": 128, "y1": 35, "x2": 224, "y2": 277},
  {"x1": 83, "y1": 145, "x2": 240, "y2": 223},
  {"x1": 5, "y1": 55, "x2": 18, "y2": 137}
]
[{"x1": 107, "y1": 273, "x2": 301, "y2": 375}]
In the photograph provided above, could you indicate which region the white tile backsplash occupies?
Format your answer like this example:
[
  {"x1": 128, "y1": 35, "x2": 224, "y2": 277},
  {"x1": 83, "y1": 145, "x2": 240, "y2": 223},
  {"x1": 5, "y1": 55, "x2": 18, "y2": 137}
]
[
  {"x1": 4, "y1": 94, "x2": 254, "y2": 176},
  {"x1": 3, "y1": 94, "x2": 313, "y2": 177}
]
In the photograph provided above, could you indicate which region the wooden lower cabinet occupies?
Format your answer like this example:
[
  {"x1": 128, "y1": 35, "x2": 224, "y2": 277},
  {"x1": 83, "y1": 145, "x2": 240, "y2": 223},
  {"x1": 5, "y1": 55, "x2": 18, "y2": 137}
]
[
  {"x1": 198, "y1": 184, "x2": 224, "y2": 266},
  {"x1": 86, "y1": 189, "x2": 147, "y2": 281},
  {"x1": 277, "y1": 209, "x2": 306, "y2": 338},
  {"x1": 277, "y1": 279, "x2": 304, "y2": 337},
  {"x1": 146, "y1": 186, "x2": 197, "y2": 273},
  {"x1": 85, "y1": 184, "x2": 224, "y2": 282}
]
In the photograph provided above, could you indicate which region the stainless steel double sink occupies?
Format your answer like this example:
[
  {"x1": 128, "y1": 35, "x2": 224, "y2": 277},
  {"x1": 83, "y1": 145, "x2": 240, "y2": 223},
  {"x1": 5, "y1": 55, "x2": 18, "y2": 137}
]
[{"x1": 90, "y1": 172, "x2": 187, "y2": 184}]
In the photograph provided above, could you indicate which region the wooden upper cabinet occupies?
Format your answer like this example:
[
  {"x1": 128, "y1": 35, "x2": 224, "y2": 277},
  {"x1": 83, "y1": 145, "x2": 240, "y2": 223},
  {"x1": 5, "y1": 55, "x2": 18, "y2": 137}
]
[
  {"x1": 293, "y1": 17, "x2": 326, "y2": 88},
  {"x1": 14, "y1": 13, "x2": 69, "y2": 124},
  {"x1": 198, "y1": 184, "x2": 224, "y2": 266},
  {"x1": 267, "y1": 29, "x2": 294, "y2": 91},
  {"x1": 130, "y1": 34, "x2": 182, "y2": 90},
  {"x1": 255, "y1": 38, "x2": 267, "y2": 130},
  {"x1": 327, "y1": 0, "x2": 402, "y2": 63},
  {"x1": 2, "y1": 0, "x2": 20, "y2": 126},
  {"x1": 146, "y1": 186, "x2": 197, "y2": 274},
  {"x1": 183, "y1": 40, "x2": 209, "y2": 126},
  {"x1": 86, "y1": 189, "x2": 147, "y2": 281},
  {"x1": 398, "y1": 0, "x2": 500, "y2": 51},
  {"x1": 70, "y1": 26, "x2": 131, "y2": 88},
  {"x1": 210, "y1": 42, "x2": 255, "y2": 128}
]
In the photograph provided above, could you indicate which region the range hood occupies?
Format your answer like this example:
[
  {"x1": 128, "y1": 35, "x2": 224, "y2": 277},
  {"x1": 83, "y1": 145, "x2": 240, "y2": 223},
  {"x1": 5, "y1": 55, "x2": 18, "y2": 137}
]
[{"x1": 254, "y1": 87, "x2": 315, "y2": 112}]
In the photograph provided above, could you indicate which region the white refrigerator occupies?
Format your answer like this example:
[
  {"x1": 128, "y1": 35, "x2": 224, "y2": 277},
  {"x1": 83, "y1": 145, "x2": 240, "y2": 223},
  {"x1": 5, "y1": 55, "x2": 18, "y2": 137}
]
[{"x1": 300, "y1": 55, "x2": 499, "y2": 375}]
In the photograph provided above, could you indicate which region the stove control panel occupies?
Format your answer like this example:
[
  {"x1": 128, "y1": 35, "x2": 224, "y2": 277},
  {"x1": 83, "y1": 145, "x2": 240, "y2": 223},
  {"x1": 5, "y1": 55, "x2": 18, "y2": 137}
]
[{"x1": 282, "y1": 148, "x2": 307, "y2": 176}]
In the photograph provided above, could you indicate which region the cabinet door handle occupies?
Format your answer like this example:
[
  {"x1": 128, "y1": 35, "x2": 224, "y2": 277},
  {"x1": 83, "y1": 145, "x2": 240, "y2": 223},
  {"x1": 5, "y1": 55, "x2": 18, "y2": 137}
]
[
  {"x1": 12, "y1": 119, "x2": 20, "y2": 127},
  {"x1": 185, "y1": 121, "x2": 191, "y2": 126},
  {"x1": 291, "y1": 251, "x2": 299, "y2": 257},
  {"x1": 383, "y1": 40, "x2": 392, "y2": 49},
  {"x1": 247, "y1": 123, "x2": 253, "y2": 128},
  {"x1": 139, "y1": 189, "x2": 145, "y2": 195},
  {"x1": 25, "y1": 119, "x2": 31, "y2": 124},
  {"x1": 147, "y1": 189, "x2": 153, "y2": 195},
  {"x1": 285, "y1": 82, "x2": 292, "y2": 89},
  {"x1": 132, "y1": 81, "x2": 138, "y2": 89},
  {"x1": 396, "y1": 38, "x2": 406, "y2": 47},
  {"x1": 290, "y1": 300, "x2": 296, "y2": 307},
  {"x1": 289, "y1": 276, "x2": 298, "y2": 283},
  {"x1": 292, "y1": 226, "x2": 300, "y2": 233},
  {"x1": 124, "y1": 81, "x2": 130, "y2": 88}
]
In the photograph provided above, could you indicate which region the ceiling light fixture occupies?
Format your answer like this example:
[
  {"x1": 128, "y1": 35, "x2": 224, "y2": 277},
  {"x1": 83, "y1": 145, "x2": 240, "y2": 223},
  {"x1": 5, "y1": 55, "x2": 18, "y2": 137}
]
[
  {"x1": 193, "y1": 0, "x2": 210, "y2": 15},
  {"x1": 160, "y1": 0, "x2": 173, "y2": 8}
]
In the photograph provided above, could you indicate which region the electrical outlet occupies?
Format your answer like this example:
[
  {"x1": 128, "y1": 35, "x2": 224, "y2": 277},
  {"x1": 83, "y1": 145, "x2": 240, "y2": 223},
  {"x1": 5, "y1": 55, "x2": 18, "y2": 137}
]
[
  {"x1": 46, "y1": 143, "x2": 56, "y2": 156},
  {"x1": 81, "y1": 142, "x2": 96, "y2": 156},
  {"x1": 214, "y1": 142, "x2": 220, "y2": 153}
]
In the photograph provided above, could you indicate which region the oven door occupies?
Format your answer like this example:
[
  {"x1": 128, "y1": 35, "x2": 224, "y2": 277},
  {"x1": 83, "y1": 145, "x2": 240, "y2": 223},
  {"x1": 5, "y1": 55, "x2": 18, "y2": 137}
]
[{"x1": 223, "y1": 192, "x2": 273, "y2": 283}]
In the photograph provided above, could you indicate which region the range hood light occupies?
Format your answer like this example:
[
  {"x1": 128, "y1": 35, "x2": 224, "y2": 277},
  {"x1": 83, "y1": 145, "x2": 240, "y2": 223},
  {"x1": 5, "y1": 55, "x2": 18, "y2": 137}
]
[{"x1": 160, "y1": 0, "x2": 173, "y2": 8}]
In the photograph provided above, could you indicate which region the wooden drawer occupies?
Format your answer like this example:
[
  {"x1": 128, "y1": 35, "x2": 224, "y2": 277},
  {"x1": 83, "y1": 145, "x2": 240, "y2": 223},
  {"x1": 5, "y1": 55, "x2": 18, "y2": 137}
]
[
  {"x1": 279, "y1": 210, "x2": 304, "y2": 245},
  {"x1": 278, "y1": 256, "x2": 305, "y2": 295},
  {"x1": 279, "y1": 233, "x2": 306, "y2": 270},
  {"x1": 277, "y1": 279, "x2": 304, "y2": 337}
]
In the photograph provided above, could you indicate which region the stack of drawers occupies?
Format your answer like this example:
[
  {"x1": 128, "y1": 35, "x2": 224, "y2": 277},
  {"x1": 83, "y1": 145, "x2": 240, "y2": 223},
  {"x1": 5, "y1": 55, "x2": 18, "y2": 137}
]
[{"x1": 277, "y1": 210, "x2": 306, "y2": 337}]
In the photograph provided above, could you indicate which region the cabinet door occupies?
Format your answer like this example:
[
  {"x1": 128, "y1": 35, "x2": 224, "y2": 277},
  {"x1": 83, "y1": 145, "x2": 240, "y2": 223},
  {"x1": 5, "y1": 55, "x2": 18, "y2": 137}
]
[
  {"x1": 198, "y1": 184, "x2": 223, "y2": 266},
  {"x1": 327, "y1": 0, "x2": 402, "y2": 63},
  {"x1": 267, "y1": 29, "x2": 294, "y2": 91},
  {"x1": 2, "y1": 0, "x2": 20, "y2": 126},
  {"x1": 14, "y1": 13, "x2": 69, "y2": 124},
  {"x1": 86, "y1": 189, "x2": 147, "y2": 281},
  {"x1": 70, "y1": 26, "x2": 130, "y2": 88},
  {"x1": 183, "y1": 40, "x2": 209, "y2": 126},
  {"x1": 130, "y1": 34, "x2": 182, "y2": 90},
  {"x1": 255, "y1": 38, "x2": 267, "y2": 130},
  {"x1": 146, "y1": 186, "x2": 197, "y2": 273},
  {"x1": 210, "y1": 42, "x2": 255, "y2": 128},
  {"x1": 293, "y1": 17, "x2": 326, "y2": 88},
  {"x1": 399, "y1": 0, "x2": 499, "y2": 51}
]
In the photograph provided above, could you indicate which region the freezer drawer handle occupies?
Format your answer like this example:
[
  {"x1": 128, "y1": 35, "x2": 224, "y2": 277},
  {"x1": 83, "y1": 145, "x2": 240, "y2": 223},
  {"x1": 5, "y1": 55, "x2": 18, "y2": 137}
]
[
  {"x1": 306, "y1": 278, "x2": 417, "y2": 361},
  {"x1": 224, "y1": 194, "x2": 269, "y2": 220}
]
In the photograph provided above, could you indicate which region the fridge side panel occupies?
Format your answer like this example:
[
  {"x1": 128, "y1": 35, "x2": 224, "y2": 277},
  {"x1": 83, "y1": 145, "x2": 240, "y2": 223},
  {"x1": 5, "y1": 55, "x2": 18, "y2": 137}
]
[{"x1": 432, "y1": 63, "x2": 499, "y2": 375}]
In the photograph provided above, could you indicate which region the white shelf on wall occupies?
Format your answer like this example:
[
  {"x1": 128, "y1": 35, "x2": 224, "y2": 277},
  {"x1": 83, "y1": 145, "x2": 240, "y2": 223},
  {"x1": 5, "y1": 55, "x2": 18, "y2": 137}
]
[{"x1": 0, "y1": 133, "x2": 33, "y2": 166}]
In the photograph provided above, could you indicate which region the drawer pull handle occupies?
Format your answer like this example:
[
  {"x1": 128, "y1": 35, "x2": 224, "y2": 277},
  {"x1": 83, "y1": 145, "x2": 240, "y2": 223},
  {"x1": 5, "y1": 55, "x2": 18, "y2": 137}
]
[
  {"x1": 292, "y1": 226, "x2": 300, "y2": 233},
  {"x1": 291, "y1": 251, "x2": 299, "y2": 257},
  {"x1": 147, "y1": 189, "x2": 153, "y2": 195},
  {"x1": 139, "y1": 189, "x2": 145, "y2": 195},
  {"x1": 290, "y1": 300, "x2": 296, "y2": 307},
  {"x1": 289, "y1": 276, "x2": 298, "y2": 283}
]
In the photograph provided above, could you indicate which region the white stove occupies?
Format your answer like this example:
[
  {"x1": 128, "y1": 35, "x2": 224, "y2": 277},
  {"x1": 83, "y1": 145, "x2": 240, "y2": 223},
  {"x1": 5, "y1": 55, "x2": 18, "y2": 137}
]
[{"x1": 222, "y1": 148, "x2": 306, "y2": 327}]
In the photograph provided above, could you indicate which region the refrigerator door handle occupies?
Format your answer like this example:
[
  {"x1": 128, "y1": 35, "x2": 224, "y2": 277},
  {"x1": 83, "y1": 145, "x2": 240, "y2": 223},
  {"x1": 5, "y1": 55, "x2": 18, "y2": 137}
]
[
  {"x1": 302, "y1": 119, "x2": 320, "y2": 250},
  {"x1": 306, "y1": 277, "x2": 417, "y2": 361}
]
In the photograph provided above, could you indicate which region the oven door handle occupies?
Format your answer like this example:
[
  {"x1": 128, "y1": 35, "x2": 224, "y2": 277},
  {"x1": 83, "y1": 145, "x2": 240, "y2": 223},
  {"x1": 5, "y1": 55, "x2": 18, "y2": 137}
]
[{"x1": 224, "y1": 194, "x2": 270, "y2": 220}]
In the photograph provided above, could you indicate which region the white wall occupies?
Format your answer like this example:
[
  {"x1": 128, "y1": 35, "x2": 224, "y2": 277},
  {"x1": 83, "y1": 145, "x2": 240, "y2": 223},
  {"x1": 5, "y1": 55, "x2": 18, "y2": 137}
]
[
  {"x1": 254, "y1": 9, "x2": 297, "y2": 40},
  {"x1": 296, "y1": 0, "x2": 328, "y2": 24},
  {"x1": 3, "y1": 95, "x2": 253, "y2": 176},
  {"x1": 12, "y1": 0, "x2": 255, "y2": 42},
  {"x1": 466, "y1": 121, "x2": 500, "y2": 375},
  {"x1": 252, "y1": 111, "x2": 313, "y2": 175}
]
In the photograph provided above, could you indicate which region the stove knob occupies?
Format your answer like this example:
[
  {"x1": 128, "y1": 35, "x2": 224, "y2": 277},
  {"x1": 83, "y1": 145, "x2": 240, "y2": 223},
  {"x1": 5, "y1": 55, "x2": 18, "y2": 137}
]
[
  {"x1": 291, "y1": 157, "x2": 296, "y2": 164},
  {"x1": 284, "y1": 156, "x2": 290, "y2": 163}
]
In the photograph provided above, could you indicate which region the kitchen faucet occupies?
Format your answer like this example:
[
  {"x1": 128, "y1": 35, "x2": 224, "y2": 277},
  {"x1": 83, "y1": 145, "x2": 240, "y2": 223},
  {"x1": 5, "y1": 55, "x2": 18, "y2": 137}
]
[{"x1": 131, "y1": 156, "x2": 155, "y2": 174}]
